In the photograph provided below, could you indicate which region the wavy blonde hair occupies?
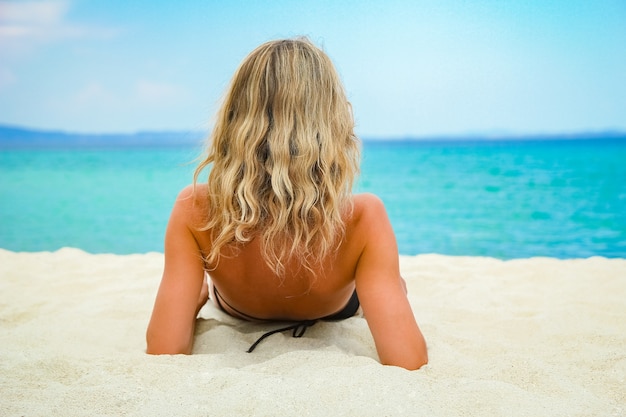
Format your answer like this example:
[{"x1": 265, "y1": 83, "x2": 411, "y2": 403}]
[{"x1": 193, "y1": 38, "x2": 360, "y2": 276}]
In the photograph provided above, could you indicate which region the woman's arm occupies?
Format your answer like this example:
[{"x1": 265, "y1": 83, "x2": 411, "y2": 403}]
[
  {"x1": 146, "y1": 186, "x2": 206, "y2": 354},
  {"x1": 353, "y1": 194, "x2": 428, "y2": 370}
]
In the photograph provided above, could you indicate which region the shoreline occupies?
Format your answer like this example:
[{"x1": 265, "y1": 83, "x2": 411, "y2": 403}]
[
  {"x1": 1, "y1": 248, "x2": 624, "y2": 416},
  {"x1": 2, "y1": 246, "x2": 623, "y2": 260}
]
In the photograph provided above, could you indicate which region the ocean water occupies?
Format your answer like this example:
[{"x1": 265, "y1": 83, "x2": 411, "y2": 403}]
[{"x1": 1, "y1": 139, "x2": 625, "y2": 258}]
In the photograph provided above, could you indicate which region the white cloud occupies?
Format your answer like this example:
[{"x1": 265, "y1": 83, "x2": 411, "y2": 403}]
[
  {"x1": 1, "y1": 1, "x2": 69, "y2": 43},
  {"x1": 73, "y1": 82, "x2": 116, "y2": 106},
  {"x1": 0, "y1": 66, "x2": 16, "y2": 89},
  {"x1": 135, "y1": 80, "x2": 189, "y2": 104},
  {"x1": 0, "y1": 0, "x2": 67, "y2": 25},
  {"x1": 0, "y1": 1, "x2": 122, "y2": 95},
  {"x1": 70, "y1": 80, "x2": 188, "y2": 110},
  {"x1": 0, "y1": 1, "x2": 120, "y2": 58},
  {"x1": 58, "y1": 79, "x2": 196, "y2": 132}
]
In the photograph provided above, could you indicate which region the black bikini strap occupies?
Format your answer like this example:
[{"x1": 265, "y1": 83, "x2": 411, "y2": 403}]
[
  {"x1": 213, "y1": 286, "x2": 262, "y2": 321},
  {"x1": 246, "y1": 320, "x2": 318, "y2": 353}
]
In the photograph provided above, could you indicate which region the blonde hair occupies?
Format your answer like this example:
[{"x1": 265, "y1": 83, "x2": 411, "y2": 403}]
[{"x1": 194, "y1": 38, "x2": 360, "y2": 276}]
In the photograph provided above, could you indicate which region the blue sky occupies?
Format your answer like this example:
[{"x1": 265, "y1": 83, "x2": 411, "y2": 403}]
[{"x1": 1, "y1": 0, "x2": 625, "y2": 137}]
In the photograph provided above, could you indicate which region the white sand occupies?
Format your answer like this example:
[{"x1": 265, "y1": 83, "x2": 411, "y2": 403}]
[{"x1": 1, "y1": 248, "x2": 624, "y2": 416}]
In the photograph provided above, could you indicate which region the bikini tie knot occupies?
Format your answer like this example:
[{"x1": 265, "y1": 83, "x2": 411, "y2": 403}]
[{"x1": 246, "y1": 320, "x2": 318, "y2": 353}]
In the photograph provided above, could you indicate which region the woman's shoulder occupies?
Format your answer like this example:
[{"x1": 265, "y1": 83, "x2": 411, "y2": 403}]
[
  {"x1": 347, "y1": 193, "x2": 390, "y2": 232},
  {"x1": 173, "y1": 184, "x2": 208, "y2": 207},
  {"x1": 170, "y1": 184, "x2": 210, "y2": 227},
  {"x1": 351, "y1": 193, "x2": 387, "y2": 217}
]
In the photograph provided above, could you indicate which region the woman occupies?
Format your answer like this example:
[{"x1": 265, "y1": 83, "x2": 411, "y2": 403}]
[{"x1": 146, "y1": 38, "x2": 428, "y2": 370}]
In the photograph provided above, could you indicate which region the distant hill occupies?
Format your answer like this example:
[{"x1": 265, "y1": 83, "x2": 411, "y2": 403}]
[
  {"x1": 363, "y1": 131, "x2": 626, "y2": 143},
  {"x1": 1, "y1": 124, "x2": 624, "y2": 149},
  {"x1": 0, "y1": 125, "x2": 206, "y2": 149}
]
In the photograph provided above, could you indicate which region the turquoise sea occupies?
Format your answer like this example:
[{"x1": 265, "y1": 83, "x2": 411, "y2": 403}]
[{"x1": 1, "y1": 138, "x2": 625, "y2": 258}]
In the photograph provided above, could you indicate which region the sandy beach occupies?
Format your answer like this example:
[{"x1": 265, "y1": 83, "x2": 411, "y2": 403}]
[{"x1": 1, "y1": 248, "x2": 624, "y2": 416}]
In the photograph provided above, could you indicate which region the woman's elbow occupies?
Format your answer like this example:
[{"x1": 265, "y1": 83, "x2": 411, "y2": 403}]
[
  {"x1": 412, "y1": 342, "x2": 429, "y2": 369},
  {"x1": 381, "y1": 348, "x2": 428, "y2": 370},
  {"x1": 145, "y1": 331, "x2": 192, "y2": 355},
  {"x1": 387, "y1": 355, "x2": 428, "y2": 371},
  {"x1": 410, "y1": 352, "x2": 429, "y2": 370},
  {"x1": 146, "y1": 342, "x2": 192, "y2": 355}
]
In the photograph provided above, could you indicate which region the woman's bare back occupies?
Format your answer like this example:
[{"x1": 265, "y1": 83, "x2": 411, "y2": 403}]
[{"x1": 190, "y1": 185, "x2": 366, "y2": 321}]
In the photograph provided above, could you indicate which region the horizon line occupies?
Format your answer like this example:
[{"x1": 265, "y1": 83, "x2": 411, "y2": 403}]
[{"x1": 1, "y1": 123, "x2": 626, "y2": 142}]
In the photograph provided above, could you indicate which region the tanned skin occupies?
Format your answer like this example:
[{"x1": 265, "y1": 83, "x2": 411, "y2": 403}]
[{"x1": 147, "y1": 185, "x2": 427, "y2": 370}]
